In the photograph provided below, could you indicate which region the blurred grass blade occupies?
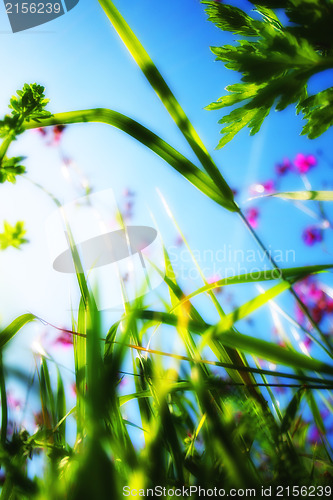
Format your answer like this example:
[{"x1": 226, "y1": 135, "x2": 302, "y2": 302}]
[
  {"x1": 0, "y1": 313, "x2": 36, "y2": 350},
  {"x1": 170, "y1": 264, "x2": 333, "y2": 311},
  {"x1": 97, "y1": 0, "x2": 238, "y2": 210},
  {"x1": 257, "y1": 190, "x2": 333, "y2": 201},
  {"x1": 281, "y1": 388, "x2": 305, "y2": 433},
  {"x1": 207, "y1": 330, "x2": 333, "y2": 374},
  {"x1": 0, "y1": 352, "x2": 8, "y2": 443},
  {"x1": 56, "y1": 368, "x2": 66, "y2": 442},
  {"x1": 210, "y1": 281, "x2": 291, "y2": 334},
  {"x1": 24, "y1": 110, "x2": 232, "y2": 210}
]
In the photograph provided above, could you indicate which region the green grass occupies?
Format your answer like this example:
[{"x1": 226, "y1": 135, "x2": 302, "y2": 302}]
[{"x1": 1, "y1": 0, "x2": 333, "y2": 497}]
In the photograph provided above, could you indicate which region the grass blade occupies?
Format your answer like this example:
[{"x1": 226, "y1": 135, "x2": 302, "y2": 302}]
[
  {"x1": 23, "y1": 110, "x2": 233, "y2": 210},
  {"x1": 169, "y1": 264, "x2": 333, "y2": 311},
  {"x1": 256, "y1": 190, "x2": 333, "y2": 201},
  {"x1": 97, "y1": 0, "x2": 237, "y2": 210},
  {"x1": 0, "y1": 313, "x2": 36, "y2": 350}
]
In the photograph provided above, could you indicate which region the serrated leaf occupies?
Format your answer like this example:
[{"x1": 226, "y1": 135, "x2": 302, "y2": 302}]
[{"x1": 204, "y1": 0, "x2": 332, "y2": 145}]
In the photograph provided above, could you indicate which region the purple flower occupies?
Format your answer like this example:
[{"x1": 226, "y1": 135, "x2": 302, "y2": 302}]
[
  {"x1": 276, "y1": 158, "x2": 292, "y2": 176},
  {"x1": 302, "y1": 226, "x2": 323, "y2": 246},
  {"x1": 294, "y1": 153, "x2": 317, "y2": 174},
  {"x1": 246, "y1": 208, "x2": 259, "y2": 228},
  {"x1": 53, "y1": 329, "x2": 73, "y2": 347},
  {"x1": 308, "y1": 426, "x2": 321, "y2": 444}
]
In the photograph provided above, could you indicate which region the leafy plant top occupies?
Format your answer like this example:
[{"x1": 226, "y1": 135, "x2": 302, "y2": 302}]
[{"x1": 203, "y1": 0, "x2": 333, "y2": 147}]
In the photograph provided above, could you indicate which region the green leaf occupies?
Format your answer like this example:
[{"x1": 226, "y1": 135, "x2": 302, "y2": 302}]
[
  {"x1": 202, "y1": 1, "x2": 260, "y2": 36},
  {"x1": 23, "y1": 109, "x2": 235, "y2": 210},
  {"x1": 281, "y1": 388, "x2": 305, "y2": 433},
  {"x1": 208, "y1": 330, "x2": 333, "y2": 375},
  {"x1": 97, "y1": 0, "x2": 237, "y2": 210},
  {"x1": 203, "y1": 0, "x2": 333, "y2": 145},
  {"x1": 209, "y1": 281, "x2": 292, "y2": 335},
  {"x1": 0, "y1": 156, "x2": 26, "y2": 184},
  {"x1": 0, "y1": 220, "x2": 28, "y2": 250},
  {"x1": 301, "y1": 87, "x2": 333, "y2": 139},
  {"x1": 169, "y1": 264, "x2": 333, "y2": 310},
  {"x1": 0, "y1": 314, "x2": 36, "y2": 350},
  {"x1": 259, "y1": 190, "x2": 333, "y2": 201}
]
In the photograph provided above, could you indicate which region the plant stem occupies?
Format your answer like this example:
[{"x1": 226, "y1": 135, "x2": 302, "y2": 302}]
[
  {"x1": 0, "y1": 351, "x2": 8, "y2": 444},
  {"x1": 238, "y1": 210, "x2": 333, "y2": 355},
  {"x1": 0, "y1": 130, "x2": 15, "y2": 163}
]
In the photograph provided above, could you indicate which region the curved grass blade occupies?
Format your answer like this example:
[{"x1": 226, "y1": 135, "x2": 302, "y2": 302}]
[
  {"x1": 206, "y1": 331, "x2": 333, "y2": 375},
  {"x1": 0, "y1": 313, "x2": 36, "y2": 350},
  {"x1": 207, "y1": 281, "x2": 292, "y2": 336},
  {"x1": 97, "y1": 0, "x2": 238, "y2": 210},
  {"x1": 169, "y1": 264, "x2": 333, "y2": 312},
  {"x1": 255, "y1": 191, "x2": 333, "y2": 202},
  {"x1": 23, "y1": 110, "x2": 233, "y2": 210}
]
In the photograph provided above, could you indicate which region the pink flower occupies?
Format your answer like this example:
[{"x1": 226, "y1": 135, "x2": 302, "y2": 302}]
[
  {"x1": 276, "y1": 158, "x2": 292, "y2": 176},
  {"x1": 249, "y1": 179, "x2": 275, "y2": 195},
  {"x1": 175, "y1": 234, "x2": 183, "y2": 247},
  {"x1": 304, "y1": 337, "x2": 313, "y2": 351},
  {"x1": 123, "y1": 188, "x2": 135, "y2": 197},
  {"x1": 308, "y1": 282, "x2": 325, "y2": 302},
  {"x1": 53, "y1": 329, "x2": 73, "y2": 347},
  {"x1": 263, "y1": 180, "x2": 275, "y2": 193},
  {"x1": 302, "y1": 226, "x2": 322, "y2": 246},
  {"x1": 295, "y1": 304, "x2": 305, "y2": 325},
  {"x1": 34, "y1": 127, "x2": 47, "y2": 137},
  {"x1": 308, "y1": 426, "x2": 321, "y2": 444},
  {"x1": 310, "y1": 306, "x2": 324, "y2": 324},
  {"x1": 246, "y1": 207, "x2": 259, "y2": 228},
  {"x1": 294, "y1": 154, "x2": 317, "y2": 174},
  {"x1": 6, "y1": 392, "x2": 21, "y2": 411},
  {"x1": 52, "y1": 125, "x2": 66, "y2": 145}
]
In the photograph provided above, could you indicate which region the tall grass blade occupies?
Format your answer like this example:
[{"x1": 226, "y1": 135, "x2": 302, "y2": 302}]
[
  {"x1": 97, "y1": 0, "x2": 238, "y2": 210},
  {"x1": 23, "y1": 110, "x2": 232, "y2": 209}
]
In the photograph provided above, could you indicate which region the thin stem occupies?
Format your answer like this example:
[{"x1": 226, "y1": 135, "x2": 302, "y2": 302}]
[
  {"x1": 0, "y1": 130, "x2": 15, "y2": 163},
  {"x1": 238, "y1": 210, "x2": 333, "y2": 355},
  {"x1": 0, "y1": 352, "x2": 8, "y2": 444}
]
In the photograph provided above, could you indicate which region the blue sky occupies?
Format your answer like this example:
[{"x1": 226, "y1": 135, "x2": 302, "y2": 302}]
[{"x1": 1, "y1": 0, "x2": 333, "y2": 382}]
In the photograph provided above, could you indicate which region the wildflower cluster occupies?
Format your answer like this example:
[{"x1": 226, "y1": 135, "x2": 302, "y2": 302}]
[
  {"x1": 294, "y1": 277, "x2": 333, "y2": 328},
  {"x1": 245, "y1": 152, "x2": 331, "y2": 246}
]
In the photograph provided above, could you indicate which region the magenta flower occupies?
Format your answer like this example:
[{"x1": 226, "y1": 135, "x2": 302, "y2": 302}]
[
  {"x1": 174, "y1": 234, "x2": 183, "y2": 247},
  {"x1": 294, "y1": 153, "x2": 317, "y2": 174},
  {"x1": 308, "y1": 426, "x2": 321, "y2": 444},
  {"x1": 249, "y1": 179, "x2": 275, "y2": 195},
  {"x1": 53, "y1": 329, "x2": 73, "y2": 347},
  {"x1": 276, "y1": 158, "x2": 292, "y2": 176},
  {"x1": 52, "y1": 125, "x2": 66, "y2": 145},
  {"x1": 295, "y1": 304, "x2": 305, "y2": 325},
  {"x1": 304, "y1": 337, "x2": 313, "y2": 351},
  {"x1": 294, "y1": 276, "x2": 333, "y2": 327},
  {"x1": 34, "y1": 127, "x2": 47, "y2": 137},
  {"x1": 246, "y1": 207, "x2": 259, "y2": 228},
  {"x1": 302, "y1": 226, "x2": 322, "y2": 246}
]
